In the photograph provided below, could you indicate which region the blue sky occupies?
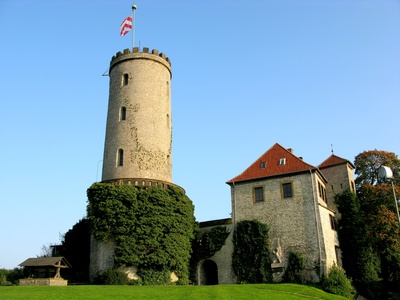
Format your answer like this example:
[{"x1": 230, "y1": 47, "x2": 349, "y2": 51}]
[{"x1": 0, "y1": 0, "x2": 399, "y2": 269}]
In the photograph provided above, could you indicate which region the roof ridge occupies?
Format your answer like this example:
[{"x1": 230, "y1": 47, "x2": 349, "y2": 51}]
[{"x1": 227, "y1": 143, "x2": 315, "y2": 183}]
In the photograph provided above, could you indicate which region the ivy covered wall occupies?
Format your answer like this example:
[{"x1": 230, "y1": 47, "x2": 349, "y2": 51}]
[{"x1": 87, "y1": 183, "x2": 197, "y2": 284}]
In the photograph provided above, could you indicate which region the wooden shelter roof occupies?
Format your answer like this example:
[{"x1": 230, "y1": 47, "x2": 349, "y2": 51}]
[{"x1": 19, "y1": 257, "x2": 71, "y2": 268}]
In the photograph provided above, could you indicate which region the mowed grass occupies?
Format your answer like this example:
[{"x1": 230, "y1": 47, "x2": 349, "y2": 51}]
[{"x1": 0, "y1": 284, "x2": 349, "y2": 300}]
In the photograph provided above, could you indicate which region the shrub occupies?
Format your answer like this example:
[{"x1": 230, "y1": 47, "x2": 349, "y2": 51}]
[
  {"x1": 283, "y1": 252, "x2": 305, "y2": 284},
  {"x1": 322, "y1": 265, "x2": 356, "y2": 299},
  {"x1": 94, "y1": 269, "x2": 132, "y2": 285},
  {"x1": 138, "y1": 268, "x2": 172, "y2": 285}
]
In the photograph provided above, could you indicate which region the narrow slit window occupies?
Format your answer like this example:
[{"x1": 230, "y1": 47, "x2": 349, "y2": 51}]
[
  {"x1": 123, "y1": 73, "x2": 129, "y2": 86},
  {"x1": 117, "y1": 149, "x2": 124, "y2": 166},
  {"x1": 120, "y1": 107, "x2": 126, "y2": 121}
]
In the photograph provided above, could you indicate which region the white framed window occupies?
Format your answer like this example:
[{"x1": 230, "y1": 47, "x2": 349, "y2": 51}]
[{"x1": 279, "y1": 158, "x2": 286, "y2": 166}]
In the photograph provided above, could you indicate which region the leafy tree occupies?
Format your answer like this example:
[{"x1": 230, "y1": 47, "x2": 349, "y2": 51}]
[
  {"x1": 354, "y1": 150, "x2": 400, "y2": 190},
  {"x1": 353, "y1": 150, "x2": 400, "y2": 298},
  {"x1": 59, "y1": 218, "x2": 91, "y2": 283},
  {"x1": 334, "y1": 190, "x2": 380, "y2": 299},
  {"x1": 232, "y1": 220, "x2": 272, "y2": 283},
  {"x1": 87, "y1": 183, "x2": 196, "y2": 285}
]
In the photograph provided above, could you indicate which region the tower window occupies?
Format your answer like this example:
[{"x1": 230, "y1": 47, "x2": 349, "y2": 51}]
[
  {"x1": 279, "y1": 158, "x2": 286, "y2": 166},
  {"x1": 120, "y1": 107, "x2": 126, "y2": 121},
  {"x1": 117, "y1": 149, "x2": 124, "y2": 166},
  {"x1": 254, "y1": 187, "x2": 264, "y2": 202},
  {"x1": 260, "y1": 161, "x2": 266, "y2": 169},
  {"x1": 282, "y1": 182, "x2": 292, "y2": 198},
  {"x1": 123, "y1": 73, "x2": 129, "y2": 86}
]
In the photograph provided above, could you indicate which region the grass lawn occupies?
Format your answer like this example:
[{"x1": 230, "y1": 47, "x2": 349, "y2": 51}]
[{"x1": 0, "y1": 284, "x2": 349, "y2": 300}]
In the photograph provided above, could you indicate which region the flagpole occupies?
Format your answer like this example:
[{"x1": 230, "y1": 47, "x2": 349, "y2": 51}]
[{"x1": 132, "y1": 3, "x2": 137, "y2": 49}]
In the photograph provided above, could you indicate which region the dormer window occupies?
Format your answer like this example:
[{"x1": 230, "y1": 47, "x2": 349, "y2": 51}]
[
  {"x1": 260, "y1": 161, "x2": 266, "y2": 169},
  {"x1": 279, "y1": 158, "x2": 286, "y2": 166}
]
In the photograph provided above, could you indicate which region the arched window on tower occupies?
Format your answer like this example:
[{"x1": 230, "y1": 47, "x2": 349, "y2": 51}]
[
  {"x1": 120, "y1": 107, "x2": 126, "y2": 121},
  {"x1": 123, "y1": 73, "x2": 129, "y2": 86},
  {"x1": 117, "y1": 149, "x2": 124, "y2": 166}
]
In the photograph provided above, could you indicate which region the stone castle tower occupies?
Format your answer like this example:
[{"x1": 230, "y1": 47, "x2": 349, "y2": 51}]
[
  {"x1": 102, "y1": 47, "x2": 173, "y2": 185},
  {"x1": 90, "y1": 47, "x2": 178, "y2": 278}
]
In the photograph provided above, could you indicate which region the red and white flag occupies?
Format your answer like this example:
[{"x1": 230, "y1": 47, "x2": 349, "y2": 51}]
[{"x1": 120, "y1": 16, "x2": 133, "y2": 36}]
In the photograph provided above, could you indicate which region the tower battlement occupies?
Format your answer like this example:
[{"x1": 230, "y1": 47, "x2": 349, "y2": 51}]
[{"x1": 110, "y1": 47, "x2": 171, "y2": 73}]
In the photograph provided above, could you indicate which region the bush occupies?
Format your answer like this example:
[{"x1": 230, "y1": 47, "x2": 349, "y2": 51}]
[
  {"x1": 322, "y1": 265, "x2": 356, "y2": 299},
  {"x1": 0, "y1": 268, "x2": 24, "y2": 286},
  {"x1": 283, "y1": 252, "x2": 305, "y2": 284},
  {"x1": 94, "y1": 269, "x2": 132, "y2": 285},
  {"x1": 138, "y1": 268, "x2": 172, "y2": 285}
]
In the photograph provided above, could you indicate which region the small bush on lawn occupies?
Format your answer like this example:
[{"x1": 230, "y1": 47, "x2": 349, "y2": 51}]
[
  {"x1": 322, "y1": 265, "x2": 356, "y2": 299},
  {"x1": 283, "y1": 252, "x2": 305, "y2": 284},
  {"x1": 94, "y1": 269, "x2": 132, "y2": 285}
]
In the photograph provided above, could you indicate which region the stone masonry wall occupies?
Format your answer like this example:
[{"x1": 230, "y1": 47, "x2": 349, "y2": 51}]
[
  {"x1": 102, "y1": 48, "x2": 172, "y2": 183},
  {"x1": 230, "y1": 171, "x2": 336, "y2": 282}
]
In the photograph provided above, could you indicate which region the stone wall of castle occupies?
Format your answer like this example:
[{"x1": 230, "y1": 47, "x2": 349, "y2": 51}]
[
  {"x1": 230, "y1": 171, "x2": 338, "y2": 282},
  {"x1": 102, "y1": 48, "x2": 172, "y2": 183},
  {"x1": 197, "y1": 220, "x2": 236, "y2": 284}
]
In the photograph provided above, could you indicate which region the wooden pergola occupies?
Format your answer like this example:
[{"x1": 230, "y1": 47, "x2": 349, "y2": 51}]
[{"x1": 19, "y1": 257, "x2": 71, "y2": 279}]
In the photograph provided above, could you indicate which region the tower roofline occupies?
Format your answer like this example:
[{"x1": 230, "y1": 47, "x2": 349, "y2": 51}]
[{"x1": 110, "y1": 47, "x2": 172, "y2": 77}]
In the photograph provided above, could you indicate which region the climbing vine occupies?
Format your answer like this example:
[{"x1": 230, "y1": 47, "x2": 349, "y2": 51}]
[
  {"x1": 232, "y1": 220, "x2": 272, "y2": 283},
  {"x1": 87, "y1": 182, "x2": 197, "y2": 284}
]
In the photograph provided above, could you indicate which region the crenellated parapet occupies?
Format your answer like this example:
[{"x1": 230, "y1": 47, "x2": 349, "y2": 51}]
[
  {"x1": 109, "y1": 47, "x2": 171, "y2": 75},
  {"x1": 101, "y1": 178, "x2": 185, "y2": 193}
]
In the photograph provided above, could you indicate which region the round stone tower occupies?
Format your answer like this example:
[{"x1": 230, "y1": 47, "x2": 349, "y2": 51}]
[
  {"x1": 102, "y1": 47, "x2": 172, "y2": 185},
  {"x1": 90, "y1": 47, "x2": 176, "y2": 279}
]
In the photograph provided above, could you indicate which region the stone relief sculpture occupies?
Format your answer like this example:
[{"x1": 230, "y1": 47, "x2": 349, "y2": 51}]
[{"x1": 272, "y1": 238, "x2": 283, "y2": 264}]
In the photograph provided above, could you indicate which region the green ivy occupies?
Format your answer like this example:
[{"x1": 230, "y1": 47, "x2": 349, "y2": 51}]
[
  {"x1": 190, "y1": 226, "x2": 230, "y2": 282},
  {"x1": 87, "y1": 183, "x2": 197, "y2": 284},
  {"x1": 194, "y1": 226, "x2": 230, "y2": 261},
  {"x1": 232, "y1": 220, "x2": 272, "y2": 283}
]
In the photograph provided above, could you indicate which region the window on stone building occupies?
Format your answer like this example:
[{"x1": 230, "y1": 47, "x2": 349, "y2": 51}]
[
  {"x1": 318, "y1": 182, "x2": 327, "y2": 202},
  {"x1": 282, "y1": 182, "x2": 292, "y2": 198},
  {"x1": 260, "y1": 161, "x2": 266, "y2": 169},
  {"x1": 123, "y1": 73, "x2": 129, "y2": 86},
  {"x1": 351, "y1": 181, "x2": 355, "y2": 192},
  {"x1": 120, "y1": 107, "x2": 126, "y2": 121},
  {"x1": 254, "y1": 187, "x2": 264, "y2": 202},
  {"x1": 279, "y1": 158, "x2": 286, "y2": 166},
  {"x1": 329, "y1": 215, "x2": 337, "y2": 231},
  {"x1": 117, "y1": 149, "x2": 124, "y2": 166}
]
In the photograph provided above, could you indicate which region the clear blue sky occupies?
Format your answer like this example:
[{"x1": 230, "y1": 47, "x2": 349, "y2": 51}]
[{"x1": 0, "y1": 0, "x2": 399, "y2": 270}]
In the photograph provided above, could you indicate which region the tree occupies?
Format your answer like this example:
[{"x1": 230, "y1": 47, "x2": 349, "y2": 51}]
[
  {"x1": 334, "y1": 190, "x2": 380, "y2": 299},
  {"x1": 353, "y1": 150, "x2": 400, "y2": 298},
  {"x1": 60, "y1": 218, "x2": 91, "y2": 283},
  {"x1": 354, "y1": 150, "x2": 400, "y2": 190}
]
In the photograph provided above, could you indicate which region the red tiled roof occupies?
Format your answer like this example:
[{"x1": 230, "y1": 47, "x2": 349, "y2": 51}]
[
  {"x1": 227, "y1": 143, "x2": 316, "y2": 183},
  {"x1": 318, "y1": 154, "x2": 354, "y2": 169}
]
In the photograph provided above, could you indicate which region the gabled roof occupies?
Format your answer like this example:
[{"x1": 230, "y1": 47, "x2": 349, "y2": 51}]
[
  {"x1": 227, "y1": 143, "x2": 317, "y2": 184},
  {"x1": 318, "y1": 154, "x2": 355, "y2": 169},
  {"x1": 19, "y1": 257, "x2": 71, "y2": 268}
]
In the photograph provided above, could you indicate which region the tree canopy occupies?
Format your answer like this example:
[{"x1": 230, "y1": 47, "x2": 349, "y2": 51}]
[
  {"x1": 335, "y1": 149, "x2": 400, "y2": 298},
  {"x1": 354, "y1": 150, "x2": 400, "y2": 189}
]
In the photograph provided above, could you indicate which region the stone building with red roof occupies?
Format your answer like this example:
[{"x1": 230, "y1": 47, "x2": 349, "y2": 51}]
[{"x1": 196, "y1": 143, "x2": 355, "y2": 284}]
